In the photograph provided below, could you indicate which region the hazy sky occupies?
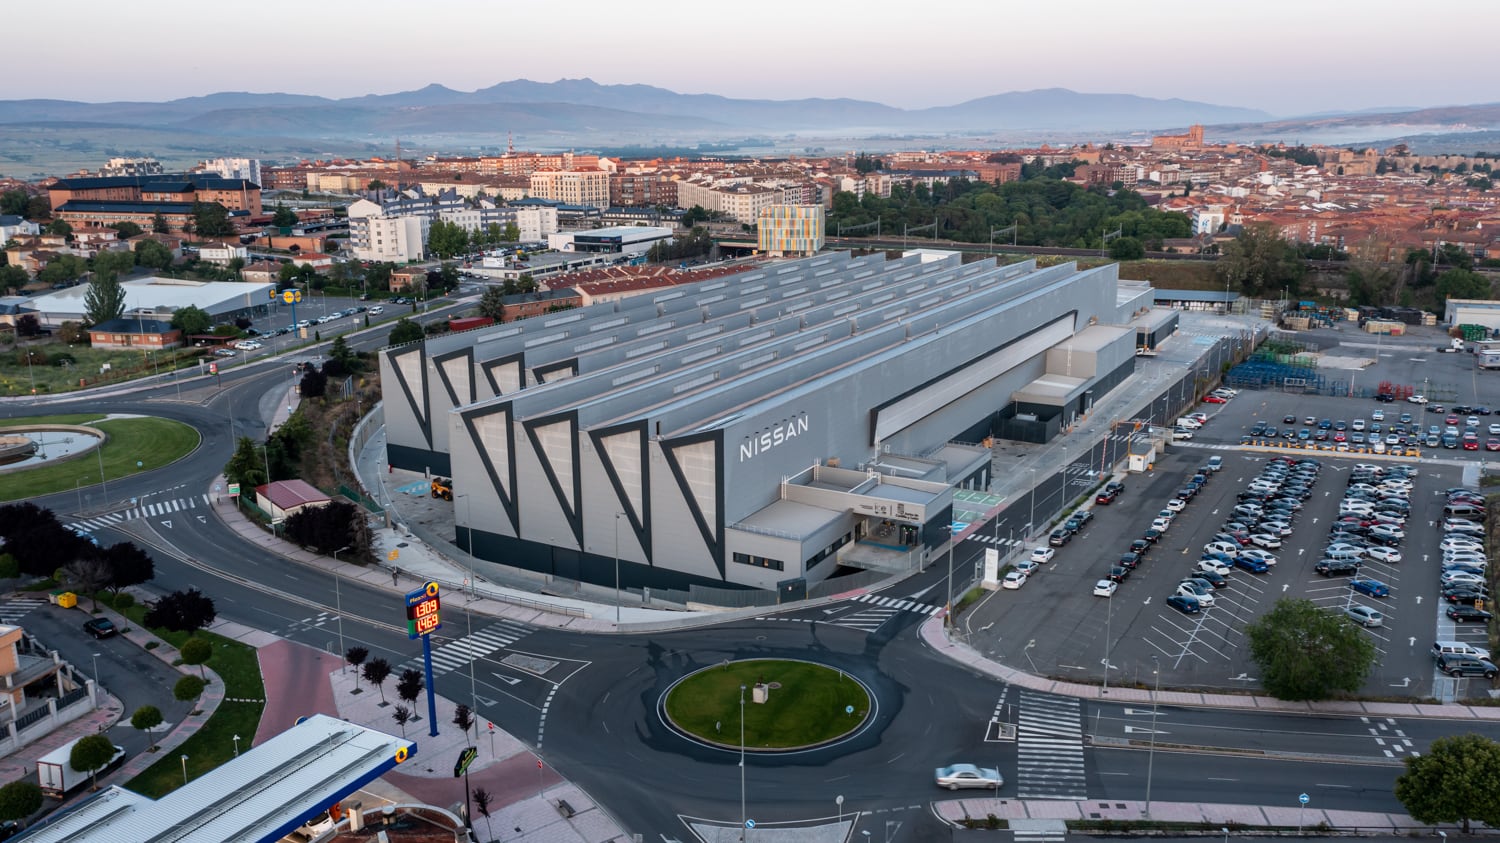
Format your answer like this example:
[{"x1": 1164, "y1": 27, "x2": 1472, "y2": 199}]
[{"x1": 15, "y1": 0, "x2": 1495, "y2": 116}]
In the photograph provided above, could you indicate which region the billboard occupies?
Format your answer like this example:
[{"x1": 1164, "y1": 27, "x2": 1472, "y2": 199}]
[{"x1": 405, "y1": 582, "x2": 441, "y2": 639}]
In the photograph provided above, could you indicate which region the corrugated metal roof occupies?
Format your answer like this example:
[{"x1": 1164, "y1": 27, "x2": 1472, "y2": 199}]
[{"x1": 18, "y1": 715, "x2": 414, "y2": 843}]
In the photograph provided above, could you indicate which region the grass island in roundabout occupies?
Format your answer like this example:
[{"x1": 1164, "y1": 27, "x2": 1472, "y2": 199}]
[{"x1": 663, "y1": 659, "x2": 873, "y2": 751}]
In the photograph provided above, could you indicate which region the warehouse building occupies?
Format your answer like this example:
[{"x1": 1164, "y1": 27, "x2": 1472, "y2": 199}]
[
  {"x1": 382, "y1": 251, "x2": 1154, "y2": 592},
  {"x1": 1444, "y1": 298, "x2": 1500, "y2": 332},
  {"x1": 25, "y1": 277, "x2": 275, "y2": 327}
]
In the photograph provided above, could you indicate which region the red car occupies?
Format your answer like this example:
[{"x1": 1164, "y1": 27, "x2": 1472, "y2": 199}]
[
  {"x1": 1486, "y1": 439, "x2": 1500, "y2": 451},
  {"x1": 1203, "y1": 395, "x2": 1227, "y2": 404},
  {"x1": 1464, "y1": 439, "x2": 1480, "y2": 450},
  {"x1": 1333, "y1": 431, "x2": 1346, "y2": 442},
  {"x1": 1446, "y1": 415, "x2": 1460, "y2": 425}
]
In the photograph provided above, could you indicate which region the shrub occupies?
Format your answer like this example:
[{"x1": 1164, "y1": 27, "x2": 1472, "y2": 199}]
[{"x1": 173, "y1": 675, "x2": 207, "y2": 702}]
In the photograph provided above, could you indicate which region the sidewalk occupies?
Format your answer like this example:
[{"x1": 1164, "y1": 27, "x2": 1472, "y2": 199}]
[{"x1": 932, "y1": 797, "x2": 1424, "y2": 834}]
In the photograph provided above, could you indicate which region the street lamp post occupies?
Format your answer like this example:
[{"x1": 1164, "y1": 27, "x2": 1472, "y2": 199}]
[
  {"x1": 233, "y1": 734, "x2": 241, "y2": 758},
  {"x1": 1144, "y1": 655, "x2": 1161, "y2": 817},
  {"x1": 945, "y1": 524, "x2": 955, "y2": 627},
  {"x1": 90, "y1": 652, "x2": 100, "y2": 687},
  {"x1": 76, "y1": 477, "x2": 86, "y2": 513},
  {"x1": 331, "y1": 547, "x2": 350, "y2": 668},
  {"x1": 739, "y1": 684, "x2": 747, "y2": 842},
  {"x1": 614, "y1": 512, "x2": 623, "y2": 626},
  {"x1": 180, "y1": 754, "x2": 190, "y2": 786},
  {"x1": 1028, "y1": 468, "x2": 1038, "y2": 538}
]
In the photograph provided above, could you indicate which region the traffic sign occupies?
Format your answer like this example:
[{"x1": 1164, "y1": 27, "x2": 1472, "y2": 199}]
[
  {"x1": 228, "y1": 483, "x2": 240, "y2": 496},
  {"x1": 746, "y1": 820, "x2": 756, "y2": 829},
  {"x1": 388, "y1": 549, "x2": 399, "y2": 561},
  {"x1": 1298, "y1": 793, "x2": 1309, "y2": 805}
]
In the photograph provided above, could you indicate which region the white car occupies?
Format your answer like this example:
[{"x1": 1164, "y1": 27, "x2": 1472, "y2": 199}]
[
  {"x1": 1259, "y1": 520, "x2": 1293, "y2": 537},
  {"x1": 1365, "y1": 546, "x2": 1402, "y2": 564},
  {"x1": 1015, "y1": 559, "x2": 1041, "y2": 576},
  {"x1": 1176, "y1": 580, "x2": 1216, "y2": 605},
  {"x1": 1367, "y1": 525, "x2": 1404, "y2": 542},
  {"x1": 1442, "y1": 571, "x2": 1486, "y2": 587},
  {"x1": 935, "y1": 763, "x2": 1003, "y2": 790},
  {"x1": 1151, "y1": 517, "x2": 1172, "y2": 533},
  {"x1": 1442, "y1": 553, "x2": 1487, "y2": 568},
  {"x1": 1446, "y1": 518, "x2": 1485, "y2": 533},
  {"x1": 1372, "y1": 409, "x2": 1385, "y2": 421},
  {"x1": 1165, "y1": 498, "x2": 1187, "y2": 513},
  {"x1": 1249, "y1": 533, "x2": 1283, "y2": 549},
  {"x1": 370, "y1": 305, "x2": 385, "y2": 314},
  {"x1": 1093, "y1": 579, "x2": 1119, "y2": 598},
  {"x1": 1196, "y1": 558, "x2": 1232, "y2": 575},
  {"x1": 1441, "y1": 537, "x2": 1484, "y2": 553},
  {"x1": 1408, "y1": 394, "x2": 1428, "y2": 404},
  {"x1": 1172, "y1": 428, "x2": 1194, "y2": 441},
  {"x1": 1204, "y1": 540, "x2": 1239, "y2": 556},
  {"x1": 1240, "y1": 549, "x2": 1278, "y2": 566},
  {"x1": 1030, "y1": 547, "x2": 1056, "y2": 564},
  {"x1": 1002, "y1": 570, "x2": 1028, "y2": 590}
]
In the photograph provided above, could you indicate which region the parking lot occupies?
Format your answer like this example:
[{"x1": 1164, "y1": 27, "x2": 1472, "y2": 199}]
[{"x1": 966, "y1": 323, "x2": 1498, "y2": 699}]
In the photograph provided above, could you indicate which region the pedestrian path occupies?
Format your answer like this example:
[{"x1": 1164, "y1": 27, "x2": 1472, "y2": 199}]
[
  {"x1": 70, "y1": 494, "x2": 211, "y2": 531},
  {"x1": 0, "y1": 597, "x2": 46, "y2": 626},
  {"x1": 398, "y1": 620, "x2": 533, "y2": 676},
  {"x1": 966, "y1": 533, "x2": 1026, "y2": 549},
  {"x1": 851, "y1": 593, "x2": 942, "y2": 615},
  {"x1": 1015, "y1": 691, "x2": 1087, "y2": 800}
]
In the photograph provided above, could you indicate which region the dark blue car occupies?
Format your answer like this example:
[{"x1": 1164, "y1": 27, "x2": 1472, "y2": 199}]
[
  {"x1": 1350, "y1": 578, "x2": 1390, "y2": 598},
  {"x1": 1233, "y1": 555, "x2": 1269, "y2": 574},
  {"x1": 1167, "y1": 594, "x2": 1201, "y2": 614}
]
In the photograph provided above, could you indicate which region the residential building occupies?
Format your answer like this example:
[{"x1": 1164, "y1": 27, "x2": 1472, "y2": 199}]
[
  {"x1": 610, "y1": 173, "x2": 678, "y2": 207},
  {"x1": 197, "y1": 157, "x2": 263, "y2": 186},
  {"x1": 0, "y1": 215, "x2": 40, "y2": 243},
  {"x1": 98, "y1": 157, "x2": 163, "y2": 177},
  {"x1": 199, "y1": 241, "x2": 249, "y2": 265},
  {"x1": 529, "y1": 170, "x2": 610, "y2": 209},
  {"x1": 87, "y1": 318, "x2": 183, "y2": 350},
  {"x1": 758, "y1": 205, "x2": 825, "y2": 256}
]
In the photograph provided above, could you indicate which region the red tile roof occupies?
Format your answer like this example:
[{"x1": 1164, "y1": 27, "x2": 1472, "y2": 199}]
[{"x1": 254, "y1": 479, "x2": 330, "y2": 511}]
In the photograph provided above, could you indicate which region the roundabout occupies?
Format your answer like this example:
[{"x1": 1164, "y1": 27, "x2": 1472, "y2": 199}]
[{"x1": 661, "y1": 658, "x2": 875, "y2": 753}]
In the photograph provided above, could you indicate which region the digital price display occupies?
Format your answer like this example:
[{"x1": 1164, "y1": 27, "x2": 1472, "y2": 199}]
[{"x1": 405, "y1": 582, "x2": 442, "y2": 639}]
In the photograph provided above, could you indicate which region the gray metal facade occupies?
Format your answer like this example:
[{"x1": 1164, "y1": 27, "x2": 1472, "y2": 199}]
[{"x1": 383, "y1": 251, "x2": 1146, "y2": 592}]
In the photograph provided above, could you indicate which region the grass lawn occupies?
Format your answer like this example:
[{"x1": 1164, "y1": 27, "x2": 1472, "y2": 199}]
[
  {"x1": 664, "y1": 659, "x2": 870, "y2": 749},
  {"x1": 2, "y1": 344, "x2": 203, "y2": 396},
  {"x1": 0, "y1": 416, "x2": 199, "y2": 502},
  {"x1": 114, "y1": 603, "x2": 265, "y2": 798},
  {"x1": 0, "y1": 413, "x2": 106, "y2": 427}
]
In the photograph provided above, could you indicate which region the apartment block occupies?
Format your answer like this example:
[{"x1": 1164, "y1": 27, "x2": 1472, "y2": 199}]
[
  {"x1": 757, "y1": 205, "x2": 825, "y2": 256},
  {"x1": 529, "y1": 170, "x2": 610, "y2": 209}
]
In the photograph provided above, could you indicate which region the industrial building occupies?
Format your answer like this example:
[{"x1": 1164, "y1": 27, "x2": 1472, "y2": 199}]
[
  {"x1": 546, "y1": 225, "x2": 673, "y2": 256},
  {"x1": 25, "y1": 277, "x2": 275, "y2": 328},
  {"x1": 381, "y1": 251, "x2": 1159, "y2": 593},
  {"x1": 1444, "y1": 298, "x2": 1500, "y2": 332}
]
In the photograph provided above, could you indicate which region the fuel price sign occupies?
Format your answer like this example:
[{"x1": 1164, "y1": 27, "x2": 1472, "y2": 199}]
[{"x1": 405, "y1": 582, "x2": 442, "y2": 639}]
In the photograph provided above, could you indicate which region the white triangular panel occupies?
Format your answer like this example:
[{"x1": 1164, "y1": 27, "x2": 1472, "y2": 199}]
[
  {"x1": 492, "y1": 360, "x2": 522, "y2": 395},
  {"x1": 439, "y1": 355, "x2": 472, "y2": 404},
  {"x1": 534, "y1": 420, "x2": 576, "y2": 513},
  {"x1": 674, "y1": 440, "x2": 717, "y2": 540},
  {"x1": 394, "y1": 349, "x2": 425, "y2": 425},
  {"x1": 473, "y1": 411, "x2": 511, "y2": 499},
  {"x1": 600, "y1": 431, "x2": 643, "y2": 518}
]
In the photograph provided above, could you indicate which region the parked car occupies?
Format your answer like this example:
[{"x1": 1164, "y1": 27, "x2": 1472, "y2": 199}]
[
  {"x1": 1029, "y1": 547, "x2": 1055, "y2": 565},
  {"x1": 1166, "y1": 594, "x2": 1202, "y2": 614},
  {"x1": 1093, "y1": 579, "x2": 1118, "y2": 598},
  {"x1": 1350, "y1": 578, "x2": 1391, "y2": 598},
  {"x1": 83, "y1": 617, "x2": 116, "y2": 639},
  {"x1": 1048, "y1": 529, "x2": 1071, "y2": 547},
  {"x1": 1314, "y1": 558, "x2": 1361, "y2": 577},
  {"x1": 1447, "y1": 605, "x2": 1493, "y2": 624},
  {"x1": 1344, "y1": 605, "x2": 1384, "y2": 628},
  {"x1": 1001, "y1": 571, "x2": 1028, "y2": 590},
  {"x1": 1437, "y1": 654, "x2": 1499, "y2": 678}
]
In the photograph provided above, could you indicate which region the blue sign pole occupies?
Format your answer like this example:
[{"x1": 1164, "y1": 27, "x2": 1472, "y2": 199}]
[{"x1": 423, "y1": 634, "x2": 439, "y2": 737}]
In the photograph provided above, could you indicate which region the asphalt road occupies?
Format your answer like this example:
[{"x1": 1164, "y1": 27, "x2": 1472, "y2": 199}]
[{"x1": 0, "y1": 313, "x2": 1482, "y2": 842}]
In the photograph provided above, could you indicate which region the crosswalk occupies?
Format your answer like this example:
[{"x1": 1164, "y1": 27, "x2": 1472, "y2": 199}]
[
  {"x1": 967, "y1": 533, "x2": 1025, "y2": 549},
  {"x1": 829, "y1": 594, "x2": 942, "y2": 632},
  {"x1": 1015, "y1": 691, "x2": 1087, "y2": 800},
  {"x1": 0, "y1": 598, "x2": 46, "y2": 626},
  {"x1": 70, "y1": 495, "x2": 212, "y2": 532},
  {"x1": 399, "y1": 620, "x2": 533, "y2": 677}
]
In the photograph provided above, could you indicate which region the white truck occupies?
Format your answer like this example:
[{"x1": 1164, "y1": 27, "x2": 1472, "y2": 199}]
[{"x1": 37, "y1": 738, "x2": 126, "y2": 799}]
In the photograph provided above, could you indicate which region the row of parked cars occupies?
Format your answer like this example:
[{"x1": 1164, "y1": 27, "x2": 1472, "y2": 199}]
[
  {"x1": 1082, "y1": 456, "x2": 1226, "y2": 605},
  {"x1": 1313, "y1": 463, "x2": 1422, "y2": 627},
  {"x1": 1433, "y1": 486, "x2": 1495, "y2": 678},
  {"x1": 1003, "y1": 508, "x2": 1098, "y2": 589}
]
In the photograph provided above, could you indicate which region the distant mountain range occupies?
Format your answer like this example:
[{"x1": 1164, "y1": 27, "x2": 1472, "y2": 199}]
[
  {"x1": 1, "y1": 79, "x2": 1498, "y2": 175},
  {"x1": 0, "y1": 79, "x2": 1273, "y2": 141}
]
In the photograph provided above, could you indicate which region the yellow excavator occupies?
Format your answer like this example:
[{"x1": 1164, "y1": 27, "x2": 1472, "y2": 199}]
[{"x1": 430, "y1": 477, "x2": 453, "y2": 501}]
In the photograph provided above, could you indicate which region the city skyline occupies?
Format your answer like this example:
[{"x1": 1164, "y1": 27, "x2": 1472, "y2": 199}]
[{"x1": 13, "y1": 0, "x2": 1497, "y2": 117}]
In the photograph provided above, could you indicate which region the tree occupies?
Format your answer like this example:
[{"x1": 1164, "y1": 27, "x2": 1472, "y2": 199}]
[
  {"x1": 1246, "y1": 597, "x2": 1376, "y2": 700},
  {"x1": 272, "y1": 203, "x2": 299, "y2": 228},
  {"x1": 169, "y1": 305, "x2": 211, "y2": 336},
  {"x1": 46, "y1": 219, "x2": 73, "y2": 240},
  {"x1": 1217, "y1": 222, "x2": 1305, "y2": 297},
  {"x1": 503, "y1": 222, "x2": 519, "y2": 242},
  {"x1": 62, "y1": 556, "x2": 111, "y2": 609},
  {"x1": 345, "y1": 646, "x2": 369, "y2": 692},
  {"x1": 37, "y1": 254, "x2": 86, "y2": 286},
  {"x1": 151, "y1": 212, "x2": 169, "y2": 234},
  {"x1": 1395, "y1": 733, "x2": 1500, "y2": 833},
  {"x1": 329, "y1": 335, "x2": 358, "y2": 373},
  {"x1": 392, "y1": 704, "x2": 412, "y2": 738},
  {"x1": 472, "y1": 787, "x2": 494, "y2": 840},
  {"x1": 1108, "y1": 236, "x2": 1145, "y2": 260},
  {"x1": 284, "y1": 501, "x2": 367, "y2": 558},
  {"x1": 223, "y1": 435, "x2": 267, "y2": 491},
  {"x1": 58, "y1": 321, "x2": 85, "y2": 344},
  {"x1": 91, "y1": 249, "x2": 136, "y2": 282},
  {"x1": 180, "y1": 637, "x2": 212, "y2": 680},
  {"x1": 0, "y1": 779, "x2": 42, "y2": 823},
  {"x1": 191, "y1": 202, "x2": 234, "y2": 238},
  {"x1": 0, "y1": 190, "x2": 28, "y2": 217},
  {"x1": 83, "y1": 275, "x2": 127, "y2": 326},
  {"x1": 452, "y1": 702, "x2": 475, "y2": 744},
  {"x1": 14, "y1": 314, "x2": 41, "y2": 338},
  {"x1": 362, "y1": 658, "x2": 392, "y2": 703},
  {"x1": 0, "y1": 504, "x2": 91, "y2": 577},
  {"x1": 396, "y1": 668, "x2": 424, "y2": 714},
  {"x1": 0, "y1": 265, "x2": 28, "y2": 294},
  {"x1": 70, "y1": 734, "x2": 117, "y2": 792},
  {"x1": 143, "y1": 588, "x2": 217, "y2": 634},
  {"x1": 477, "y1": 286, "x2": 506, "y2": 321},
  {"x1": 388, "y1": 318, "x2": 423, "y2": 345},
  {"x1": 299, "y1": 367, "x2": 327, "y2": 398},
  {"x1": 367, "y1": 179, "x2": 387, "y2": 192},
  {"x1": 1436, "y1": 268, "x2": 1491, "y2": 306},
  {"x1": 134, "y1": 238, "x2": 173, "y2": 270},
  {"x1": 109, "y1": 221, "x2": 143, "y2": 239},
  {"x1": 100, "y1": 541, "x2": 154, "y2": 597},
  {"x1": 131, "y1": 704, "x2": 164, "y2": 751}
]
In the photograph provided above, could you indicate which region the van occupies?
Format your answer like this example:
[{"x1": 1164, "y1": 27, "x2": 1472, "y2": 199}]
[
  {"x1": 1434, "y1": 640, "x2": 1492, "y2": 661},
  {"x1": 1445, "y1": 503, "x2": 1485, "y2": 518}
]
